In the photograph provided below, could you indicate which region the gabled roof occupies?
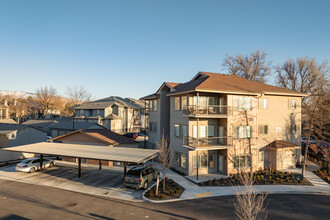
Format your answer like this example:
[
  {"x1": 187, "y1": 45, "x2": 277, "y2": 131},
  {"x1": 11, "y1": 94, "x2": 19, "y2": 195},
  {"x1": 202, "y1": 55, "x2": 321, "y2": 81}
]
[
  {"x1": 22, "y1": 119, "x2": 58, "y2": 128},
  {"x1": 140, "y1": 82, "x2": 180, "y2": 100},
  {"x1": 0, "y1": 123, "x2": 47, "y2": 135},
  {"x1": 47, "y1": 121, "x2": 105, "y2": 130},
  {"x1": 268, "y1": 140, "x2": 300, "y2": 149},
  {"x1": 142, "y1": 72, "x2": 307, "y2": 99},
  {"x1": 0, "y1": 119, "x2": 17, "y2": 124},
  {"x1": 51, "y1": 129, "x2": 137, "y2": 145},
  {"x1": 75, "y1": 96, "x2": 144, "y2": 110}
]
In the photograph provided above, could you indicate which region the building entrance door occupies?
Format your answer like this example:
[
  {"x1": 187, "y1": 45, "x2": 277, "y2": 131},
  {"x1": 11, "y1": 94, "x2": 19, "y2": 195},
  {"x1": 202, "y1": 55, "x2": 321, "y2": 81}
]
[{"x1": 218, "y1": 155, "x2": 224, "y2": 173}]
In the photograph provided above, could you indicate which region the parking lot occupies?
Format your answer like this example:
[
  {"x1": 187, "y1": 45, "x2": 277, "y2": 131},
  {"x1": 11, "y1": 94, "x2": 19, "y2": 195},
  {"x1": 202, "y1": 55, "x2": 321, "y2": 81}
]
[{"x1": 0, "y1": 160, "x2": 150, "y2": 202}]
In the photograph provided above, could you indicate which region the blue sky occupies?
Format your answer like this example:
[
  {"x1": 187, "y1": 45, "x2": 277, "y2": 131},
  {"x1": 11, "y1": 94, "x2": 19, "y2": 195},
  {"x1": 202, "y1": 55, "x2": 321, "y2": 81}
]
[{"x1": 0, "y1": 0, "x2": 329, "y2": 99}]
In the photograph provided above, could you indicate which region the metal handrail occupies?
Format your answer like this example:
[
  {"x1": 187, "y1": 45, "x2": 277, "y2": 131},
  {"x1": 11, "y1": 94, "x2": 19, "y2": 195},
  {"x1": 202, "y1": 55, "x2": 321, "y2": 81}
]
[
  {"x1": 183, "y1": 105, "x2": 231, "y2": 116},
  {"x1": 183, "y1": 136, "x2": 232, "y2": 147}
]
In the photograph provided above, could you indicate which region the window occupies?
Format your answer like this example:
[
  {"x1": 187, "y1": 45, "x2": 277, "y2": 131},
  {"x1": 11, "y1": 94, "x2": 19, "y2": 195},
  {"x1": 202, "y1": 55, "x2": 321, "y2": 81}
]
[
  {"x1": 258, "y1": 151, "x2": 264, "y2": 162},
  {"x1": 152, "y1": 100, "x2": 158, "y2": 111},
  {"x1": 289, "y1": 100, "x2": 297, "y2": 109},
  {"x1": 80, "y1": 110, "x2": 84, "y2": 114},
  {"x1": 174, "y1": 124, "x2": 180, "y2": 137},
  {"x1": 258, "y1": 125, "x2": 268, "y2": 135},
  {"x1": 193, "y1": 156, "x2": 198, "y2": 169},
  {"x1": 208, "y1": 125, "x2": 215, "y2": 137},
  {"x1": 259, "y1": 98, "x2": 268, "y2": 109},
  {"x1": 148, "y1": 100, "x2": 153, "y2": 111},
  {"x1": 233, "y1": 126, "x2": 252, "y2": 138},
  {"x1": 200, "y1": 155, "x2": 207, "y2": 168},
  {"x1": 181, "y1": 125, "x2": 187, "y2": 137},
  {"x1": 289, "y1": 124, "x2": 297, "y2": 134},
  {"x1": 233, "y1": 96, "x2": 252, "y2": 111},
  {"x1": 208, "y1": 154, "x2": 215, "y2": 168},
  {"x1": 175, "y1": 152, "x2": 180, "y2": 165},
  {"x1": 193, "y1": 125, "x2": 215, "y2": 138},
  {"x1": 233, "y1": 155, "x2": 251, "y2": 169},
  {"x1": 174, "y1": 97, "x2": 181, "y2": 110},
  {"x1": 181, "y1": 96, "x2": 187, "y2": 110},
  {"x1": 96, "y1": 109, "x2": 100, "y2": 114},
  {"x1": 181, "y1": 154, "x2": 187, "y2": 169}
]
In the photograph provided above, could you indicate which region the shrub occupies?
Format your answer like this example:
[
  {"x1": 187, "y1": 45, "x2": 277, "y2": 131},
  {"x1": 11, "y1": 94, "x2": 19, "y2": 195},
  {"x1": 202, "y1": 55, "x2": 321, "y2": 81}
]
[
  {"x1": 260, "y1": 175, "x2": 264, "y2": 179},
  {"x1": 166, "y1": 185, "x2": 170, "y2": 191},
  {"x1": 174, "y1": 188, "x2": 178, "y2": 194},
  {"x1": 279, "y1": 179, "x2": 283, "y2": 184},
  {"x1": 276, "y1": 177, "x2": 279, "y2": 181},
  {"x1": 214, "y1": 180, "x2": 219, "y2": 185},
  {"x1": 200, "y1": 182, "x2": 204, "y2": 186},
  {"x1": 256, "y1": 175, "x2": 261, "y2": 181},
  {"x1": 271, "y1": 180, "x2": 275, "y2": 184},
  {"x1": 263, "y1": 180, "x2": 267, "y2": 184},
  {"x1": 299, "y1": 180, "x2": 303, "y2": 184},
  {"x1": 286, "y1": 177, "x2": 290, "y2": 182},
  {"x1": 158, "y1": 190, "x2": 161, "y2": 195},
  {"x1": 265, "y1": 166, "x2": 269, "y2": 171},
  {"x1": 208, "y1": 180, "x2": 212, "y2": 186},
  {"x1": 160, "y1": 194, "x2": 165, "y2": 199},
  {"x1": 149, "y1": 190, "x2": 154, "y2": 198},
  {"x1": 169, "y1": 190, "x2": 173, "y2": 196}
]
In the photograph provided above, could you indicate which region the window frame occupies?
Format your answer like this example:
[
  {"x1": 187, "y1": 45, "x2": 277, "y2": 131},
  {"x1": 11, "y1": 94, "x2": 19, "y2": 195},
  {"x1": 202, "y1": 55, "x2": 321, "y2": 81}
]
[
  {"x1": 233, "y1": 126, "x2": 252, "y2": 139},
  {"x1": 174, "y1": 97, "x2": 181, "y2": 111},
  {"x1": 181, "y1": 96, "x2": 188, "y2": 110},
  {"x1": 181, "y1": 124, "x2": 188, "y2": 138},
  {"x1": 259, "y1": 98, "x2": 268, "y2": 109},
  {"x1": 258, "y1": 151, "x2": 264, "y2": 162},
  {"x1": 181, "y1": 153, "x2": 187, "y2": 169},
  {"x1": 233, "y1": 96, "x2": 253, "y2": 111},
  {"x1": 288, "y1": 99, "x2": 297, "y2": 110},
  {"x1": 233, "y1": 155, "x2": 252, "y2": 169},
  {"x1": 289, "y1": 124, "x2": 297, "y2": 134},
  {"x1": 174, "y1": 124, "x2": 180, "y2": 137},
  {"x1": 258, "y1": 125, "x2": 268, "y2": 135}
]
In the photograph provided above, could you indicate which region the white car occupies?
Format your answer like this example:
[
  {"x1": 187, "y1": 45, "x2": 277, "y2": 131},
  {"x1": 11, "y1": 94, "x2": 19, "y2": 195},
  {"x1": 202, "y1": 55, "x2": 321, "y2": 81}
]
[{"x1": 15, "y1": 158, "x2": 55, "y2": 173}]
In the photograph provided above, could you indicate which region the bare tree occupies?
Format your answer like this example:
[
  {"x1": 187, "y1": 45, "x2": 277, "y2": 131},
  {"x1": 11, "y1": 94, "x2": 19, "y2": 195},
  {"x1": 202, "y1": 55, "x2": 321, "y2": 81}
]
[
  {"x1": 35, "y1": 86, "x2": 58, "y2": 117},
  {"x1": 66, "y1": 85, "x2": 92, "y2": 107},
  {"x1": 8, "y1": 97, "x2": 29, "y2": 124},
  {"x1": 223, "y1": 50, "x2": 271, "y2": 82},
  {"x1": 275, "y1": 57, "x2": 329, "y2": 176},
  {"x1": 154, "y1": 134, "x2": 172, "y2": 192},
  {"x1": 234, "y1": 171, "x2": 268, "y2": 220}
]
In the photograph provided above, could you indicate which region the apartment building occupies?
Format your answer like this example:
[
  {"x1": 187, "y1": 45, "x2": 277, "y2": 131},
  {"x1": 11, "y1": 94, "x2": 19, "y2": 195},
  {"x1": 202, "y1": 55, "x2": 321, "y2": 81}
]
[
  {"x1": 142, "y1": 72, "x2": 307, "y2": 177},
  {"x1": 74, "y1": 96, "x2": 147, "y2": 133}
]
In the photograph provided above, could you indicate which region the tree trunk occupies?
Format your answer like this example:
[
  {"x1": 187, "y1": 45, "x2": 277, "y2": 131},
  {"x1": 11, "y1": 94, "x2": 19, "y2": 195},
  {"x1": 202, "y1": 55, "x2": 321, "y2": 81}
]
[
  {"x1": 302, "y1": 133, "x2": 311, "y2": 177},
  {"x1": 163, "y1": 177, "x2": 165, "y2": 192}
]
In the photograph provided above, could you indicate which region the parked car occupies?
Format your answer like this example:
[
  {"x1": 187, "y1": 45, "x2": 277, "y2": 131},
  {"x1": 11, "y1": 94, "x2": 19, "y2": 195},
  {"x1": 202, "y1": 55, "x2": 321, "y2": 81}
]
[
  {"x1": 124, "y1": 166, "x2": 159, "y2": 189},
  {"x1": 15, "y1": 158, "x2": 55, "y2": 173},
  {"x1": 124, "y1": 132, "x2": 138, "y2": 139}
]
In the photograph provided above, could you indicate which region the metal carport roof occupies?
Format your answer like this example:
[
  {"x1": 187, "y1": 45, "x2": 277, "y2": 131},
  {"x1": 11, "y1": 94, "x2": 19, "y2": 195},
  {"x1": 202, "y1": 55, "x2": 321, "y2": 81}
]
[{"x1": 1, "y1": 142, "x2": 159, "y2": 164}]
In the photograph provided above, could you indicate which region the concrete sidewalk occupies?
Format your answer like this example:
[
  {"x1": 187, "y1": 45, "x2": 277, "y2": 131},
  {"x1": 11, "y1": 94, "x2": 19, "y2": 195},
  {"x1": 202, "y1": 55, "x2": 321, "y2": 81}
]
[{"x1": 145, "y1": 162, "x2": 330, "y2": 203}]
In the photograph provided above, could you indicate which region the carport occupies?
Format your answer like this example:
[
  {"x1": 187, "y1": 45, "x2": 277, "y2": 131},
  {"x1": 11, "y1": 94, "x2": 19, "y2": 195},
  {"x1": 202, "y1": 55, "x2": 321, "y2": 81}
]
[{"x1": 1, "y1": 142, "x2": 159, "y2": 179}]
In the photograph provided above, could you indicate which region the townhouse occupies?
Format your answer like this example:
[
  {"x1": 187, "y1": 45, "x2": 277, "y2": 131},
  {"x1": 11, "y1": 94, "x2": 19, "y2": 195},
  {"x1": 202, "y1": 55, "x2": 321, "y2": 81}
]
[
  {"x1": 74, "y1": 96, "x2": 147, "y2": 133},
  {"x1": 142, "y1": 72, "x2": 307, "y2": 177}
]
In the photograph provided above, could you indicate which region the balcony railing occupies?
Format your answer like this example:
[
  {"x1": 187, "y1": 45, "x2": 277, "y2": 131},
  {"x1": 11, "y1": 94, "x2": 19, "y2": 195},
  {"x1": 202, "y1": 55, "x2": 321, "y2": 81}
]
[
  {"x1": 183, "y1": 136, "x2": 232, "y2": 148},
  {"x1": 183, "y1": 105, "x2": 231, "y2": 117}
]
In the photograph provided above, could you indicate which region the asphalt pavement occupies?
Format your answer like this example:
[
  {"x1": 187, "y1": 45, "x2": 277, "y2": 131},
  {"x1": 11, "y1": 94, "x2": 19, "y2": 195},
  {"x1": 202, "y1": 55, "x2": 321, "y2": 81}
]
[{"x1": 0, "y1": 178, "x2": 329, "y2": 220}]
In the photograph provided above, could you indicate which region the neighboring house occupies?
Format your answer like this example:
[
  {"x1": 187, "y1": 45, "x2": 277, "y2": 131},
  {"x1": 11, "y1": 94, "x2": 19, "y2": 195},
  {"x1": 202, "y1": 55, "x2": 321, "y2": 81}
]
[
  {"x1": 22, "y1": 119, "x2": 59, "y2": 136},
  {"x1": 0, "y1": 123, "x2": 47, "y2": 162},
  {"x1": 141, "y1": 71, "x2": 307, "y2": 176},
  {"x1": 51, "y1": 129, "x2": 139, "y2": 166},
  {"x1": 48, "y1": 121, "x2": 106, "y2": 138},
  {"x1": 74, "y1": 96, "x2": 147, "y2": 133},
  {"x1": 0, "y1": 99, "x2": 9, "y2": 120}
]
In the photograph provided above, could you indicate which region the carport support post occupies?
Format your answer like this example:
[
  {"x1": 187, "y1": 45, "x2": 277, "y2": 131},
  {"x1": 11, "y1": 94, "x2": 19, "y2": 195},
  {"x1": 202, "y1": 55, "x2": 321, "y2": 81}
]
[
  {"x1": 99, "y1": 160, "x2": 102, "y2": 170},
  {"x1": 40, "y1": 154, "x2": 43, "y2": 172},
  {"x1": 78, "y1": 158, "x2": 81, "y2": 178},
  {"x1": 124, "y1": 163, "x2": 127, "y2": 181}
]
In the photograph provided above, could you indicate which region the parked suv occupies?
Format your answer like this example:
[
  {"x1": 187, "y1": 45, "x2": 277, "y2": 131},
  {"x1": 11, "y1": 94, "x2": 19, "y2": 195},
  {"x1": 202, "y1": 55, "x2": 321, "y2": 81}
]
[{"x1": 124, "y1": 166, "x2": 159, "y2": 189}]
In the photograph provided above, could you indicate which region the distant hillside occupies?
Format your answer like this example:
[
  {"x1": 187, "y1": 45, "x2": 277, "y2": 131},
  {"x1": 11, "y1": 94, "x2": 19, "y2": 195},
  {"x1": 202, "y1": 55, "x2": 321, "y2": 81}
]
[{"x1": 0, "y1": 90, "x2": 36, "y2": 99}]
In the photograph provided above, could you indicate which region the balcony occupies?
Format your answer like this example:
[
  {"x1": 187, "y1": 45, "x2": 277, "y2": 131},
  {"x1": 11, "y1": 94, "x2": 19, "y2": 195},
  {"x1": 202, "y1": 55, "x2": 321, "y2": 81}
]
[
  {"x1": 183, "y1": 105, "x2": 231, "y2": 118},
  {"x1": 183, "y1": 136, "x2": 232, "y2": 149}
]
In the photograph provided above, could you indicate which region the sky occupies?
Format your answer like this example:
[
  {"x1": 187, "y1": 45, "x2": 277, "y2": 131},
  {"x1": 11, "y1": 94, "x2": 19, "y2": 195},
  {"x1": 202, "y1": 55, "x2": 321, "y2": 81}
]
[{"x1": 0, "y1": 0, "x2": 329, "y2": 100}]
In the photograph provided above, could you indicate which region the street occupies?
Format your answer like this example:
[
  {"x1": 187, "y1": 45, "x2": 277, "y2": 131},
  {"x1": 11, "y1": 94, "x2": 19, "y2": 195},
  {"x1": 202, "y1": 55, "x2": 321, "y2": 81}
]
[{"x1": 0, "y1": 179, "x2": 329, "y2": 220}]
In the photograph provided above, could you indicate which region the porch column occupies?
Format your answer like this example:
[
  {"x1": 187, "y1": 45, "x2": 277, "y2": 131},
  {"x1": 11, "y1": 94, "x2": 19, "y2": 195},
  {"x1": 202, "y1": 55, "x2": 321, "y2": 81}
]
[
  {"x1": 78, "y1": 158, "x2": 81, "y2": 178},
  {"x1": 39, "y1": 154, "x2": 43, "y2": 172},
  {"x1": 99, "y1": 160, "x2": 102, "y2": 170}
]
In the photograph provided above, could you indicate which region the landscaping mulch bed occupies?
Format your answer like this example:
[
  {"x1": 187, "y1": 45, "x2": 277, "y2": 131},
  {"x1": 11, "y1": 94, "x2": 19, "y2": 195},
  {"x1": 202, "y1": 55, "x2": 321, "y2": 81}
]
[
  {"x1": 144, "y1": 178, "x2": 185, "y2": 200},
  {"x1": 198, "y1": 170, "x2": 313, "y2": 186},
  {"x1": 313, "y1": 169, "x2": 330, "y2": 184}
]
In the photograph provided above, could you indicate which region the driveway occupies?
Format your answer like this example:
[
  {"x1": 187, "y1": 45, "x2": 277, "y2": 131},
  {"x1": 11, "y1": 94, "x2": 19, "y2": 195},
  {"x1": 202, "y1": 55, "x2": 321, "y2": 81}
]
[{"x1": 0, "y1": 161, "x2": 148, "y2": 202}]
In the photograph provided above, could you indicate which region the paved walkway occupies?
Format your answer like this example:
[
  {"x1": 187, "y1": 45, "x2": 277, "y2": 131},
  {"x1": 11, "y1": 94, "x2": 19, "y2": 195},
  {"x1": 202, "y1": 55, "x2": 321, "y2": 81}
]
[{"x1": 147, "y1": 161, "x2": 330, "y2": 203}]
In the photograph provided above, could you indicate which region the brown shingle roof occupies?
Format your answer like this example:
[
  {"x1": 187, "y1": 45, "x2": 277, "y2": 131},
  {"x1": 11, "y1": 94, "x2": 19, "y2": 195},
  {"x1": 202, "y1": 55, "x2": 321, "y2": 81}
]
[
  {"x1": 51, "y1": 129, "x2": 137, "y2": 145},
  {"x1": 268, "y1": 140, "x2": 300, "y2": 149},
  {"x1": 168, "y1": 72, "x2": 307, "y2": 96}
]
